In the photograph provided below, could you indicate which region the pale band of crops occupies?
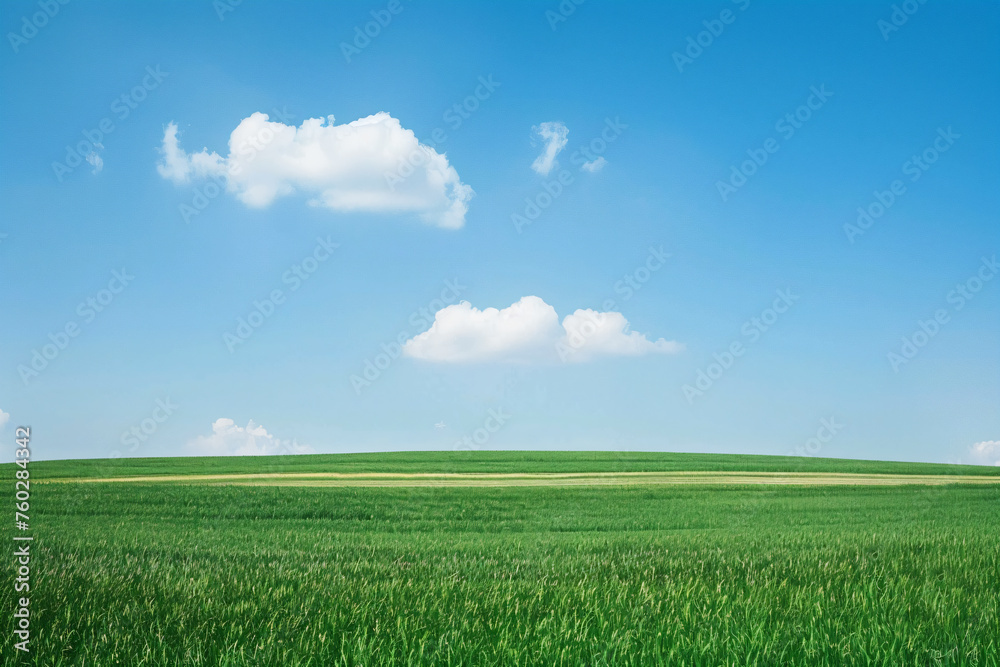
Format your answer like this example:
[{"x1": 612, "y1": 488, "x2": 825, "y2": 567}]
[{"x1": 38, "y1": 471, "x2": 1000, "y2": 487}]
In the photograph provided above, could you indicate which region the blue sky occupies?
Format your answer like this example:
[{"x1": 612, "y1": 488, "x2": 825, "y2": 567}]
[{"x1": 1, "y1": 0, "x2": 997, "y2": 464}]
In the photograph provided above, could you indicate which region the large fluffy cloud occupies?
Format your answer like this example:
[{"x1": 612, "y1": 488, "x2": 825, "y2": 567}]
[
  {"x1": 968, "y1": 440, "x2": 1000, "y2": 466},
  {"x1": 402, "y1": 296, "x2": 682, "y2": 363},
  {"x1": 531, "y1": 121, "x2": 568, "y2": 176},
  {"x1": 186, "y1": 418, "x2": 314, "y2": 456},
  {"x1": 157, "y1": 112, "x2": 473, "y2": 229}
]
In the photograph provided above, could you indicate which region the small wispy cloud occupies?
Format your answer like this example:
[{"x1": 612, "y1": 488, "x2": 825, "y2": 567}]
[
  {"x1": 86, "y1": 142, "x2": 104, "y2": 174},
  {"x1": 581, "y1": 156, "x2": 607, "y2": 173},
  {"x1": 531, "y1": 121, "x2": 569, "y2": 176}
]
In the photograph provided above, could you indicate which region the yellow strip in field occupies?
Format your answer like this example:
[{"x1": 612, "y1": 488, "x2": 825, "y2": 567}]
[{"x1": 37, "y1": 471, "x2": 1000, "y2": 487}]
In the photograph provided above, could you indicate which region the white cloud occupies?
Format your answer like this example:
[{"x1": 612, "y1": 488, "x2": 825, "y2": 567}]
[
  {"x1": 186, "y1": 418, "x2": 314, "y2": 456},
  {"x1": 402, "y1": 296, "x2": 682, "y2": 364},
  {"x1": 157, "y1": 112, "x2": 474, "y2": 229},
  {"x1": 560, "y1": 309, "x2": 683, "y2": 361},
  {"x1": 531, "y1": 121, "x2": 568, "y2": 176},
  {"x1": 403, "y1": 296, "x2": 562, "y2": 363},
  {"x1": 86, "y1": 152, "x2": 103, "y2": 174},
  {"x1": 968, "y1": 440, "x2": 1000, "y2": 466},
  {"x1": 0, "y1": 408, "x2": 9, "y2": 429},
  {"x1": 581, "y1": 156, "x2": 607, "y2": 173},
  {"x1": 157, "y1": 124, "x2": 224, "y2": 182}
]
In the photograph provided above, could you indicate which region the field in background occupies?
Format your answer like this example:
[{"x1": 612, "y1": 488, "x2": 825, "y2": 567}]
[
  {"x1": 16, "y1": 450, "x2": 1000, "y2": 479},
  {"x1": 3, "y1": 452, "x2": 999, "y2": 666}
]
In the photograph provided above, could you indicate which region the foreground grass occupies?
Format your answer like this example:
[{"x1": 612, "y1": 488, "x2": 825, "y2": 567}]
[{"x1": 4, "y1": 480, "x2": 999, "y2": 666}]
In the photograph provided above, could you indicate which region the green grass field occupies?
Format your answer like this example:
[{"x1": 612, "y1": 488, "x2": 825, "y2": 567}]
[
  {"x1": 21, "y1": 450, "x2": 1000, "y2": 479},
  {"x1": 4, "y1": 452, "x2": 1000, "y2": 666}
]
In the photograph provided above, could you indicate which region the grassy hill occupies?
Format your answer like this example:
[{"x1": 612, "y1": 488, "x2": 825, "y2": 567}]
[{"x1": 12, "y1": 449, "x2": 1000, "y2": 479}]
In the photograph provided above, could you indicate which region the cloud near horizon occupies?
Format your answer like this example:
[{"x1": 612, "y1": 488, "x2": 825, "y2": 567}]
[
  {"x1": 968, "y1": 440, "x2": 1000, "y2": 466},
  {"x1": 402, "y1": 296, "x2": 682, "y2": 363},
  {"x1": 186, "y1": 418, "x2": 314, "y2": 456},
  {"x1": 157, "y1": 112, "x2": 473, "y2": 229},
  {"x1": 531, "y1": 121, "x2": 568, "y2": 176}
]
